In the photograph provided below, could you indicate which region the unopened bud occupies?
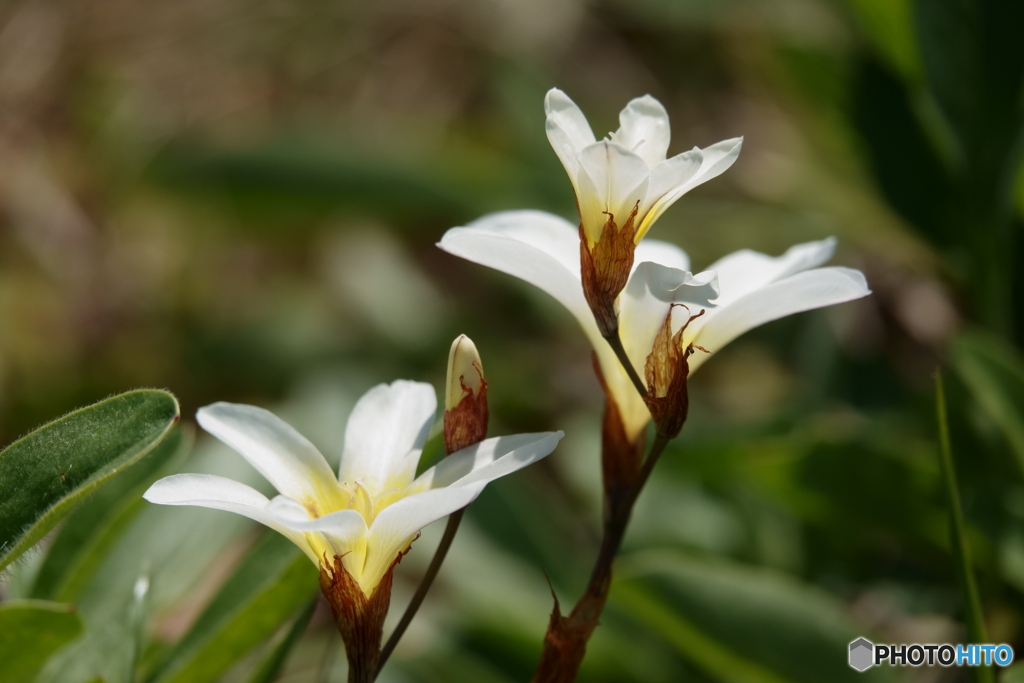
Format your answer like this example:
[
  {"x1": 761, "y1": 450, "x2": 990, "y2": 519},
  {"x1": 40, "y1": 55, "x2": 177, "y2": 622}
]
[{"x1": 444, "y1": 334, "x2": 488, "y2": 454}]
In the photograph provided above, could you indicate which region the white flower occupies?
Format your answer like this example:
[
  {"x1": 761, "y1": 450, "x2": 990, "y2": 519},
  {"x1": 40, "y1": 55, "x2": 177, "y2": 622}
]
[
  {"x1": 545, "y1": 88, "x2": 742, "y2": 246},
  {"x1": 144, "y1": 381, "x2": 563, "y2": 595},
  {"x1": 438, "y1": 211, "x2": 870, "y2": 442}
]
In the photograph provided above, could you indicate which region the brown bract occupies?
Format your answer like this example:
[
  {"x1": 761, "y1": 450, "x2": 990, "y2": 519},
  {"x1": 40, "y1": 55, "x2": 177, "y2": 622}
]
[
  {"x1": 443, "y1": 373, "x2": 488, "y2": 455},
  {"x1": 644, "y1": 306, "x2": 707, "y2": 438},
  {"x1": 579, "y1": 203, "x2": 640, "y2": 338},
  {"x1": 319, "y1": 551, "x2": 407, "y2": 683}
]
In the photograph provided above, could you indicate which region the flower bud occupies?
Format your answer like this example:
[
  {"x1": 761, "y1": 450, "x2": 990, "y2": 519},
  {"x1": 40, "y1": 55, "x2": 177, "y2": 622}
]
[{"x1": 444, "y1": 334, "x2": 488, "y2": 455}]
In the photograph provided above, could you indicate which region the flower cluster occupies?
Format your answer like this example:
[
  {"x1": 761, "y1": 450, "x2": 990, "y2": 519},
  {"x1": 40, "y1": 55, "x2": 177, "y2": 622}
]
[{"x1": 144, "y1": 87, "x2": 870, "y2": 682}]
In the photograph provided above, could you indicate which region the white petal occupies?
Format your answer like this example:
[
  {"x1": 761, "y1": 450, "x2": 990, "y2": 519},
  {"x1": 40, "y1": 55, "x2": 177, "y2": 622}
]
[
  {"x1": 545, "y1": 88, "x2": 596, "y2": 189},
  {"x1": 611, "y1": 95, "x2": 671, "y2": 168},
  {"x1": 437, "y1": 210, "x2": 597, "y2": 335},
  {"x1": 687, "y1": 267, "x2": 871, "y2": 372},
  {"x1": 359, "y1": 431, "x2": 563, "y2": 593},
  {"x1": 634, "y1": 238, "x2": 691, "y2": 273},
  {"x1": 620, "y1": 264, "x2": 720, "y2": 369},
  {"x1": 412, "y1": 432, "x2": 563, "y2": 491},
  {"x1": 575, "y1": 140, "x2": 650, "y2": 243},
  {"x1": 362, "y1": 484, "x2": 483, "y2": 593},
  {"x1": 637, "y1": 149, "x2": 702, "y2": 237},
  {"x1": 144, "y1": 473, "x2": 316, "y2": 562},
  {"x1": 707, "y1": 238, "x2": 837, "y2": 306},
  {"x1": 196, "y1": 403, "x2": 344, "y2": 514},
  {"x1": 340, "y1": 380, "x2": 436, "y2": 496},
  {"x1": 638, "y1": 137, "x2": 742, "y2": 238},
  {"x1": 265, "y1": 496, "x2": 368, "y2": 573}
]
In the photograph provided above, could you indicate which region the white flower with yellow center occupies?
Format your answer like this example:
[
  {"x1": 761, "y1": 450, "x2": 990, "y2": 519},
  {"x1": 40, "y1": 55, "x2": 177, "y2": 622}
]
[
  {"x1": 546, "y1": 88, "x2": 742, "y2": 246},
  {"x1": 439, "y1": 211, "x2": 870, "y2": 442},
  {"x1": 544, "y1": 88, "x2": 742, "y2": 337},
  {"x1": 144, "y1": 380, "x2": 562, "y2": 595}
]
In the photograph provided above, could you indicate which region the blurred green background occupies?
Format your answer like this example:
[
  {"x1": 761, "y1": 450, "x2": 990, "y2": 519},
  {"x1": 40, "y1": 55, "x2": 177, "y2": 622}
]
[{"x1": 1, "y1": 0, "x2": 1023, "y2": 681}]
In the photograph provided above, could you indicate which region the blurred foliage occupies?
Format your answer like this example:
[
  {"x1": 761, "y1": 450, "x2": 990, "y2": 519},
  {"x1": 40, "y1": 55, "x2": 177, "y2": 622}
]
[{"x1": 0, "y1": 0, "x2": 1022, "y2": 681}]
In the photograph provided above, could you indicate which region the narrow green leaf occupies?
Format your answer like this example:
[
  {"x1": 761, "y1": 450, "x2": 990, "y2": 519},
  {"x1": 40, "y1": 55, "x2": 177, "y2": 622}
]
[
  {"x1": 245, "y1": 596, "x2": 318, "y2": 683},
  {"x1": 612, "y1": 551, "x2": 896, "y2": 683},
  {"x1": 0, "y1": 389, "x2": 180, "y2": 572},
  {"x1": 936, "y1": 371, "x2": 994, "y2": 683},
  {"x1": 148, "y1": 532, "x2": 319, "y2": 683},
  {"x1": 30, "y1": 426, "x2": 193, "y2": 602},
  {"x1": 951, "y1": 330, "x2": 1024, "y2": 472},
  {"x1": 0, "y1": 600, "x2": 84, "y2": 683}
]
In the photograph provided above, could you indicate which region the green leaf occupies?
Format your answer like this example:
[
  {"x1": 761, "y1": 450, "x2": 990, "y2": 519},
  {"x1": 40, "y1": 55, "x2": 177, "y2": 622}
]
[
  {"x1": 951, "y1": 330, "x2": 1024, "y2": 473},
  {"x1": 612, "y1": 551, "x2": 896, "y2": 683},
  {"x1": 0, "y1": 389, "x2": 180, "y2": 572},
  {"x1": 244, "y1": 596, "x2": 317, "y2": 683},
  {"x1": 30, "y1": 426, "x2": 193, "y2": 602},
  {"x1": 0, "y1": 600, "x2": 84, "y2": 683},
  {"x1": 148, "y1": 532, "x2": 319, "y2": 683}
]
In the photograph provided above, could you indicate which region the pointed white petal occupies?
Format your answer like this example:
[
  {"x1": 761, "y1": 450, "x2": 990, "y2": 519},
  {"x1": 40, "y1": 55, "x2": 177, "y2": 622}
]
[
  {"x1": 362, "y1": 484, "x2": 483, "y2": 593},
  {"x1": 637, "y1": 149, "x2": 702, "y2": 237},
  {"x1": 437, "y1": 211, "x2": 597, "y2": 336},
  {"x1": 144, "y1": 474, "x2": 316, "y2": 561},
  {"x1": 340, "y1": 380, "x2": 436, "y2": 495},
  {"x1": 545, "y1": 88, "x2": 596, "y2": 189},
  {"x1": 575, "y1": 140, "x2": 650, "y2": 242},
  {"x1": 413, "y1": 432, "x2": 563, "y2": 491},
  {"x1": 634, "y1": 238, "x2": 691, "y2": 273},
  {"x1": 706, "y1": 238, "x2": 837, "y2": 306},
  {"x1": 611, "y1": 95, "x2": 671, "y2": 168},
  {"x1": 638, "y1": 137, "x2": 742, "y2": 238},
  {"x1": 687, "y1": 267, "x2": 871, "y2": 372},
  {"x1": 196, "y1": 403, "x2": 344, "y2": 514}
]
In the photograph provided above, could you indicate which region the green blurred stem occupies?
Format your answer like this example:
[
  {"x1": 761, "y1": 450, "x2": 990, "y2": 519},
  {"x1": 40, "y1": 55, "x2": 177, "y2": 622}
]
[
  {"x1": 935, "y1": 371, "x2": 993, "y2": 683},
  {"x1": 375, "y1": 509, "x2": 465, "y2": 678},
  {"x1": 604, "y1": 331, "x2": 647, "y2": 398}
]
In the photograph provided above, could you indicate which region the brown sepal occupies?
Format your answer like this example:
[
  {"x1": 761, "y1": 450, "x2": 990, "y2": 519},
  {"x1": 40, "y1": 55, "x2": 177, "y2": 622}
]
[
  {"x1": 319, "y1": 549, "x2": 409, "y2": 683},
  {"x1": 444, "y1": 375, "x2": 488, "y2": 455},
  {"x1": 579, "y1": 203, "x2": 640, "y2": 338},
  {"x1": 593, "y1": 354, "x2": 645, "y2": 522},
  {"x1": 532, "y1": 572, "x2": 610, "y2": 683},
  {"x1": 643, "y1": 306, "x2": 707, "y2": 439}
]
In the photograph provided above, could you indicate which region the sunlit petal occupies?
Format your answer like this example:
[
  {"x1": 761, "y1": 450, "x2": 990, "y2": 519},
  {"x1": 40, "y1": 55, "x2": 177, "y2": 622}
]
[
  {"x1": 545, "y1": 88, "x2": 596, "y2": 190},
  {"x1": 143, "y1": 473, "x2": 316, "y2": 562},
  {"x1": 611, "y1": 95, "x2": 671, "y2": 167},
  {"x1": 687, "y1": 267, "x2": 871, "y2": 372},
  {"x1": 196, "y1": 403, "x2": 344, "y2": 514},
  {"x1": 339, "y1": 380, "x2": 436, "y2": 495}
]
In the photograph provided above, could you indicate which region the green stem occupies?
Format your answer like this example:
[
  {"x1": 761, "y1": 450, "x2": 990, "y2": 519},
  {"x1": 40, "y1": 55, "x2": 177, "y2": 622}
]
[
  {"x1": 604, "y1": 331, "x2": 647, "y2": 399},
  {"x1": 375, "y1": 509, "x2": 465, "y2": 678},
  {"x1": 935, "y1": 371, "x2": 992, "y2": 683}
]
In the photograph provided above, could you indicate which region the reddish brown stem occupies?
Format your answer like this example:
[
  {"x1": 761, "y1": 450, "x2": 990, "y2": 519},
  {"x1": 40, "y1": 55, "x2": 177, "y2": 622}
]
[{"x1": 531, "y1": 433, "x2": 671, "y2": 682}]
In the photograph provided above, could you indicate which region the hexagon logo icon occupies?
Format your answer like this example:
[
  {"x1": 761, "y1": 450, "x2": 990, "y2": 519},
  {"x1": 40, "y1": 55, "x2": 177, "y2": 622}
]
[{"x1": 849, "y1": 638, "x2": 874, "y2": 671}]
